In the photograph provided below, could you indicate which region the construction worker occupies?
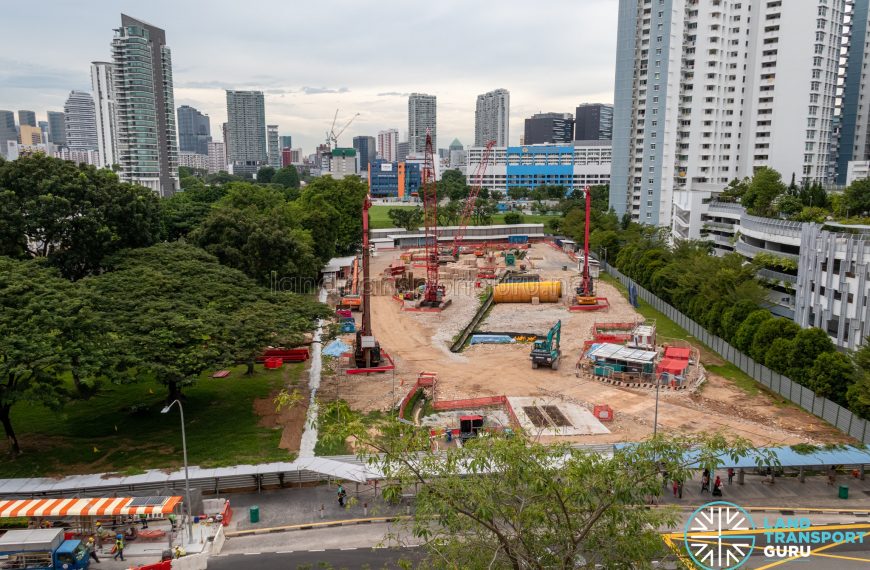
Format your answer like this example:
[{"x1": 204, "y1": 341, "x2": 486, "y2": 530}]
[
  {"x1": 85, "y1": 537, "x2": 100, "y2": 563},
  {"x1": 113, "y1": 534, "x2": 125, "y2": 561},
  {"x1": 95, "y1": 522, "x2": 106, "y2": 549}
]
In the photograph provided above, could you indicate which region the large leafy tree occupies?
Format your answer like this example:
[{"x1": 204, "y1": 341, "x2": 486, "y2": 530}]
[
  {"x1": 388, "y1": 207, "x2": 424, "y2": 231},
  {"x1": 319, "y1": 401, "x2": 771, "y2": 570},
  {"x1": 749, "y1": 318, "x2": 801, "y2": 362},
  {"x1": 439, "y1": 169, "x2": 469, "y2": 201},
  {"x1": 733, "y1": 310, "x2": 772, "y2": 353},
  {"x1": 193, "y1": 184, "x2": 320, "y2": 287},
  {"x1": 787, "y1": 328, "x2": 837, "y2": 385},
  {"x1": 300, "y1": 176, "x2": 368, "y2": 255},
  {"x1": 84, "y1": 242, "x2": 328, "y2": 401},
  {"x1": 742, "y1": 167, "x2": 787, "y2": 216},
  {"x1": 0, "y1": 154, "x2": 162, "y2": 279},
  {"x1": 806, "y1": 352, "x2": 854, "y2": 404},
  {"x1": 161, "y1": 184, "x2": 226, "y2": 241},
  {"x1": 273, "y1": 165, "x2": 301, "y2": 190},
  {"x1": 843, "y1": 177, "x2": 870, "y2": 216},
  {"x1": 0, "y1": 259, "x2": 82, "y2": 455}
]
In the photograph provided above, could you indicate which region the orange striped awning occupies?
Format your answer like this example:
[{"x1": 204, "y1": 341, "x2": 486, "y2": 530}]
[{"x1": 0, "y1": 496, "x2": 182, "y2": 518}]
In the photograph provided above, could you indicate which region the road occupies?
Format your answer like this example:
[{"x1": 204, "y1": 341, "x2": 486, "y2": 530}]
[{"x1": 211, "y1": 547, "x2": 422, "y2": 569}]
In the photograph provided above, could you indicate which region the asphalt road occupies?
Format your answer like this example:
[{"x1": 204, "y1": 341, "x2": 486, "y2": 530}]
[{"x1": 211, "y1": 547, "x2": 423, "y2": 569}]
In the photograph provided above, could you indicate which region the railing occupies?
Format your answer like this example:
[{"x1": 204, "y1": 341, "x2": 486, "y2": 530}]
[
  {"x1": 707, "y1": 201, "x2": 745, "y2": 215},
  {"x1": 604, "y1": 263, "x2": 870, "y2": 445},
  {"x1": 702, "y1": 220, "x2": 737, "y2": 231},
  {"x1": 735, "y1": 239, "x2": 800, "y2": 262},
  {"x1": 740, "y1": 213, "x2": 803, "y2": 239},
  {"x1": 756, "y1": 268, "x2": 798, "y2": 284}
]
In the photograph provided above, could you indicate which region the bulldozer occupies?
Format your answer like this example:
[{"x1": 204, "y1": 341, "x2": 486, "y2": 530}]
[{"x1": 530, "y1": 320, "x2": 561, "y2": 370}]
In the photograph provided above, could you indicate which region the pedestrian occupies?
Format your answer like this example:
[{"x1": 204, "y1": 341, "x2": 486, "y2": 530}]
[
  {"x1": 828, "y1": 466, "x2": 837, "y2": 486},
  {"x1": 85, "y1": 537, "x2": 100, "y2": 564},
  {"x1": 94, "y1": 522, "x2": 105, "y2": 549},
  {"x1": 113, "y1": 534, "x2": 125, "y2": 561},
  {"x1": 727, "y1": 467, "x2": 734, "y2": 485},
  {"x1": 337, "y1": 484, "x2": 347, "y2": 508},
  {"x1": 168, "y1": 513, "x2": 177, "y2": 531},
  {"x1": 672, "y1": 479, "x2": 679, "y2": 498},
  {"x1": 139, "y1": 514, "x2": 148, "y2": 529},
  {"x1": 701, "y1": 474, "x2": 710, "y2": 494},
  {"x1": 713, "y1": 476, "x2": 723, "y2": 497}
]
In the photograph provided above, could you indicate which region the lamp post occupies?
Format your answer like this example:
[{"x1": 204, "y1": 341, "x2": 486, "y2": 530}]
[{"x1": 161, "y1": 400, "x2": 193, "y2": 545}]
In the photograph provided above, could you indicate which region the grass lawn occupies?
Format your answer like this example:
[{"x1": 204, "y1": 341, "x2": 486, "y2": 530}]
[
  {"x1": 368, "y1": 204, "x2": 559, "y2": 230},
  {"x1": 2, "y1": 364, "x2": 304, "y2": 478}
]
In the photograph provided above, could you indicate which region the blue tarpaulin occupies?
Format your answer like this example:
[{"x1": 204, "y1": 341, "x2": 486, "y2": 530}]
[
  {"x1": 470, "y1": 335, "x2": 516, "y2": 345},
  {"x1": 323, "y1": 339, "x2": 351, "y2": 357},
  {"x1": 613, "y1": 444, "x2": 870, "y2": 469}
]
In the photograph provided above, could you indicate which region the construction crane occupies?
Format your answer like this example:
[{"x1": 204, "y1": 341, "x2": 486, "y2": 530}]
[
  {"x1": 571, "y1": 185, "x2": 608, "y2": 310},
  {"x1": 421, "y1": 128, "x2": 445, "y2": 307},
  {"x1": 353, "y1": 193, "x2": 382, "y2": 368},
  {"x1": 325, "y1": 109, "x2": 360, "y2": 150},
  {"x1": 452, "y1": 140, "x2": 497, "y2": 257}
]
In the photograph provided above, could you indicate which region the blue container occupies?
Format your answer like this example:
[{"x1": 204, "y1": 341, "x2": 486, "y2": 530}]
[{"x1": 509, "y1": 235, "x2": 528, "y2": 244}]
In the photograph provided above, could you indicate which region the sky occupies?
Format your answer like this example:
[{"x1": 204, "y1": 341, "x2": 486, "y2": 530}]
[{"x1": 0, "y1": 0, "x2": 619, "y2": 154}]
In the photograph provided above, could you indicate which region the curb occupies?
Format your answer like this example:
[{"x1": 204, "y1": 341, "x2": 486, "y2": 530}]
[{"x1": 225, "y1": 515, "x2": 411, "y2": 538}]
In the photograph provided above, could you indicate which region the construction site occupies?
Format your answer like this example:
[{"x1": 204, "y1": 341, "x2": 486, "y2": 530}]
[{"x1": 316, "y1": 132, "x2": 848, "y2": 450}]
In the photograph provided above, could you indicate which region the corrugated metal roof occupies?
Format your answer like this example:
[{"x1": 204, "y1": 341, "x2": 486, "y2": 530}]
[{"x1": 588, "y1": 343, "x2": 657, "y2": 363}]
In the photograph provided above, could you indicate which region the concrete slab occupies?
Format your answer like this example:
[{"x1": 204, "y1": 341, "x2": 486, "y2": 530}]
[{"x1": 508, "y1": 397, "x2": 610, "y2": 436}]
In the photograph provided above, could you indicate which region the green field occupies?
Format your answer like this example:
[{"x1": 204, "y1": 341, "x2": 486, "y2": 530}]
[
  {"x1": 2, "y1": 364, "x2": 304, "y2": 478},
  {"x1": 368, "y1": 204, "x2": 558, "y2": 230}
]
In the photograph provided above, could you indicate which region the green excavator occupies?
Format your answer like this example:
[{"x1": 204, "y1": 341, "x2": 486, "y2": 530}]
[{"x1": 530, "y1": 320, "x2": 561, "y2": 370}]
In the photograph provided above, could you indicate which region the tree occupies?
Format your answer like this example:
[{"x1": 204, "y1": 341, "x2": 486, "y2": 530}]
[
  {"x1": 749, "y1": 318, "x2": 801, "y2": 362},
  {"x1": 843, "y1": 178, "x2": 870, "y2": 216},
  {"x1": 84, "y1": 242, "x2": 328, "y2": 401},
  {"x1": 806, "y1": 352, "x2": 854, "y2": 404},
  {"x1": 765, "y1": 338, "x2": 795, "y2": 375},
  {"x1": 318, "y1": 401, "x2": 771, "y2": 570},
  {"x1": 161, "y1": 184, "x2": 226, "y2": 241},
  {"x1": 742, "y1": 167, "x2": 786, "y2": 216},
  {"x1": 0, "y1": 259, "x2": 79, "y2": 454},
  {"x1": 256, "y1": 166, "x2": 276, "y2": 184},
  {"x1": 503, "y1": 212, "x2": 524, "y2": 225},
  {"x1": 775, "y1": 195, "x2": 803, "y2": 217},
  {"x1": 272, "y1": 165, "x2": 301, "y2": 189},
  {"x1": 440, "y1": 169, "x2": 469, "y2": 201},
  {"x1": 847, "y1": 373, "x2": 870, "y2": 419},
  {"x1": 733, "y1": 310, "x2": 773, "y2": 353},
  {"x1": 720, "y1": 300, "x2": 759, "y2": 342},
  {"x1": 787, "y1": 328, "x2": 837, "y2": 385},
  {"x1": 299, "y1": 176, "x2": 368, "y2": 255},
  {"x1": 0, "y1": 154, "x2": 162, "y2": 279},
  {"x1": 720, "y1": 177, "x2": 750, "y2": 200},
  {"x1": 507, "y1": 187, "x2": 528, "y2": 201},
  {"x1": 388, "y1": 207, "x2": 424, "y2": 231}
]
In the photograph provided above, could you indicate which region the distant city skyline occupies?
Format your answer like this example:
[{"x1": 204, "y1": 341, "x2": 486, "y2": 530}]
[{"x1": 0, "y1": 0, "x2": 617, "y2": 153}]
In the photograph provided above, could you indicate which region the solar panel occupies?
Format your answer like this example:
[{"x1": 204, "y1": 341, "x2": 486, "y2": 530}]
[{"x1": 128, "y1": 496, "x2": 168, "y2": 507}]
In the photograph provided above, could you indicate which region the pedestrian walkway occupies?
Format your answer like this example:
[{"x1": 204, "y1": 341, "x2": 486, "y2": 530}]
[
  {"x1": 658, "y1": 469, "x2": 870, "y2": 512},
  {"x1": 226, "y1": 485, "x2": 407, "y2": 532},
  {"x1": 298, "y1": 288, "x2": 327, "y2": 457}
]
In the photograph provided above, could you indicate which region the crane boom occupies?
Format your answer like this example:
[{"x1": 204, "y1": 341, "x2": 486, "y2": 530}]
[
  {"x1": 453, "y1": 140, "x2": 496, "y2": 256},
  {"x1": 580, "y1": 185, "x2": 593, "y2": 297}
]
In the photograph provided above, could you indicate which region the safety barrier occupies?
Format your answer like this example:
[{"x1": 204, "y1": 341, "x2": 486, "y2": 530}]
[
  {"x1": 605, "y1": 263, "x2": 870, "y2": 444},
  {"x1": 431, "y1": 395, "x2": 522, "y2": 429}
]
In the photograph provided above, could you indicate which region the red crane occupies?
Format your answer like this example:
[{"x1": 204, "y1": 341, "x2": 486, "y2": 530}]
[
  {"x1": 421, "y1": 129, "x2": 444, "y2": 306},
  {"x1": 452, "y1": 140, "x2": 497, "y2": 257},
  {"x1": 578, "y1": 185, "x2": 593, "y2": 298}
]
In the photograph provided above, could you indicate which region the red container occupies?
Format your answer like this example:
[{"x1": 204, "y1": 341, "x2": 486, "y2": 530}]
[
  {"x1": 594, "y1": 405, "x2": 614, "y2": 422},
  {"x1": 264, "y1": 357, "x2": 283, "y2": 369}
]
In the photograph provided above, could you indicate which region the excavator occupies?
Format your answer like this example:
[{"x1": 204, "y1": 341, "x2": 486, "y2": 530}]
[{"x1": 530, "y1": 321, "x2": 561, "y2": 370}]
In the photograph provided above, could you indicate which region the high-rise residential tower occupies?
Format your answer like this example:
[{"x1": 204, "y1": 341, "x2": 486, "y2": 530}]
[
  {"x1": 90, "y1": 62, "x2": 117, "y2": 168},
  {"x1": 225, "y1": 90, "x2": 267, "y2": 177},
  {"x1": 267, "y1": 125, "x2": 281, "y2": 169},
  {"x1": 836, "y1": 0, "x2": 870, "y2": 184},
  {"x1": 523, "y1": 113, "x2": 574, "y2": 145},
  {"x1": 408, "y1": 93, "x2": 436, "y2": 153},
  {"x1": 17, "y1": 110, "x2": 36, "y2": 128},
  {"x1": 19, "y1": 125, "x2": 42, "y2": 145},
  {"x1": 611, "y1": 0, "x2": 846, "y2": 232},
  {"x1": 574, "y1": 103, "x2": 613, "y2": 141},
  {"x1": 111, "y1": 14, "x2": 179, "y2": 196},
  {"x1": 177, "y1": 105, "x2": 211, "y2": 155},
  {"x1": 47, "y1": 111, "x2": 66, "y2": 146},
  {"x1": 353, "y1": 135, "x2": 376, "y2": 172},
  {"x1": 377, "y1": 129, "x2": 398, "y2": 161},
  {"x1": 474, "y1": 88, "x2": 509, "y2": 146},
  {"x1": 280, "y1": 135, "x2": 292, "y2": 150},
  {"x1": 63, "y1": 91, "x2": 98, "y2": 151}
]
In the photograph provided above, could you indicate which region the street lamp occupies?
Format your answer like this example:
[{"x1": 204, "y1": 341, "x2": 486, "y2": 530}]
[{"x1": 161, "y1": 400, "x2": 194, "y2": 545}]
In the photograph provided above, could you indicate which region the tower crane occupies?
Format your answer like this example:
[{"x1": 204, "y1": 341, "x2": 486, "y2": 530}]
[
  {"x1": 325, "y1": 109, "x2": 360, "y2": 150},
  {"x1": 452, "y1": 140, "x2": 497, "y2": 257},
  {"x1": 421, "y1": 129, "x2": 445, "y2": 307}
]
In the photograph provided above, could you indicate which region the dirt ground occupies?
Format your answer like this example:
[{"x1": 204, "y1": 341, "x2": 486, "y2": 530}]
[
  {"x1": 253, "y1": 366, "x2": 310, "y2": 453},
  {"x1": 321, "y1": 243, "x2": 847, "y2": 447}
]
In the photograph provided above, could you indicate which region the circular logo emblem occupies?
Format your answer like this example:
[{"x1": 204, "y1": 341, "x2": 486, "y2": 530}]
[{"x1": 684, "y1": 501, "x2": 756, "y2": 570}]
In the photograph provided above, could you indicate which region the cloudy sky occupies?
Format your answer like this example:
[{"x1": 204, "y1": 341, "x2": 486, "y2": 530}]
[{"x1": 1, "y1": 0, "x2": 618, "y2": 153}]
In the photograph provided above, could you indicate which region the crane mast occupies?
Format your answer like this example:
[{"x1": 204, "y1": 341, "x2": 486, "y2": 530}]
[
  {"x1": 421, "y1": 129, "x2": 444, "y2": 306},
  {"x1": 452, "y1": 140, "x2": 496, "y2": 256}
]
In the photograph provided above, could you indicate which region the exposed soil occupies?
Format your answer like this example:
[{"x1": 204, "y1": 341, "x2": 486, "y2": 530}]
[
  {"x1": 252, "y1": 367, "x2": 310, "y2": 453},
  {"x1": 346, "y1": 243, "x2": 853, "y2": 447}
]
